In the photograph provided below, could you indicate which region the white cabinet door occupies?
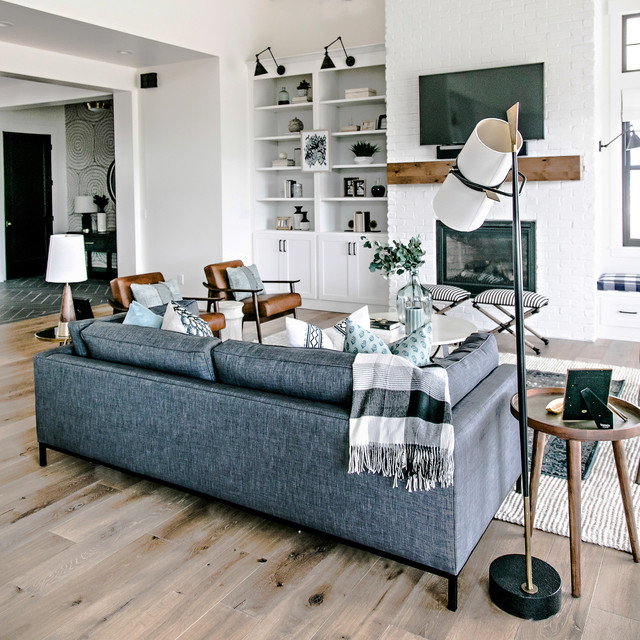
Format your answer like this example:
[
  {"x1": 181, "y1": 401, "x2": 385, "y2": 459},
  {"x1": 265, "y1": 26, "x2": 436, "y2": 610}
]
[
  {"x1": 253, "y1": 233, "x2": 286, "y2": 293},
  {"x1": 283, "y1": 235, "x2": 316, "y2": 299},
  {"x1": 352, "y1": 241, "x2": 388, "y2": 304},
  {"x1": 318, "y1": 236, "x2": 352, "y2": 302}
]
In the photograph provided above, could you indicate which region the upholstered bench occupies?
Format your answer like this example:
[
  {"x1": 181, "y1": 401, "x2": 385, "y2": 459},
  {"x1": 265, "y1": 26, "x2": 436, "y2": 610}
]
[
  {"x1": 472, "y1": 289, "x2": 549, "y2": 354},
  {"x1": 425, "y1": 284, "x2": 472, "y2": 315},
  {"x1": 597, "y1": 274, "x2": 640, "y2": 343}
]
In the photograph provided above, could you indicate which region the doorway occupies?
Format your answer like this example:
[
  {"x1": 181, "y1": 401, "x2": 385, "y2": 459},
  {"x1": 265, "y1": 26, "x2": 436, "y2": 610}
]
[{"x1": 3, "y1": 132, "x2": 53, "y2": 278}]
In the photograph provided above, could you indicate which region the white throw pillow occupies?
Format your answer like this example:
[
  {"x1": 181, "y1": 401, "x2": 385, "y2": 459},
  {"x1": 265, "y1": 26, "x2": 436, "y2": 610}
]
[
  {"x1": 285, "y1": 306, "x2": 370, "y2": 350},
  {"x1": 162, "y1": 301, "x2": 213, "y2": 337}
]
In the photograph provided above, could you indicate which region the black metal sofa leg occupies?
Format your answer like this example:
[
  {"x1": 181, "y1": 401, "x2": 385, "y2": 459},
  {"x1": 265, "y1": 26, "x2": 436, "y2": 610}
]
[
  {"x1": 448, "y1": 575, "x2": 458, "y2": 611},
  {"x1": 39, "y1": 443, "x2": 47, "y2": 467}
]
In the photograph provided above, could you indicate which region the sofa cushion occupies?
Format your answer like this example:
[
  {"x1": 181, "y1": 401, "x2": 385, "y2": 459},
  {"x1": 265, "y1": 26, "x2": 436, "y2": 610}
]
[
  {"x1": 80, "y1": 321, "x2": 220, "y2": 381},
  {"x1": 213, "y1": 340, "x2": 355, "y2": 406},
  {"x1": 434, "y1": 332, "x2": 499, "y2": 406}
]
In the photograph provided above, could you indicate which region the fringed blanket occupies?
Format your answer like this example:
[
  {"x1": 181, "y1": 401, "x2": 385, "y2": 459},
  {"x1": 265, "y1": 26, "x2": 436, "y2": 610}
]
[{"x1": 349, "y1": 353, "x2": 454, "y2": 491}]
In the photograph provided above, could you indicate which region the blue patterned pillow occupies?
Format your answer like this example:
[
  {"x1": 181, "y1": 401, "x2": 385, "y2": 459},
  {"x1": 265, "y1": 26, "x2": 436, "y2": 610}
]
[
  {"x1": 343, "y1": 317, "x2": 390, "y2": 355},
  {"x1": 390, "y1": 323, "x2": 433, "y2": 367},
  {"x1": 162, "y1": 301, "x2": 213, "y2": 337},
  {"x1": 226, "y1": 264, "x2": 265, "y2": 301}
]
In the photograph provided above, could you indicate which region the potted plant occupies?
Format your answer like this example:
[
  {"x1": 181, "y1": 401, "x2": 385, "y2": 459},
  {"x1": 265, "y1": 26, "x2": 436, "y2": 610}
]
[
  {"x1": 361, "y1": 235, "x2": 432, "y2": 331},
  {"x1": 93, "y1": 194, "x2": 109, "y2": 233},
  {"x1": 297, "y1": 79, "x2": 310, "y2": 97},
  {"x1": 350, "y1": 141, "x2": 379, "y2": 164}
]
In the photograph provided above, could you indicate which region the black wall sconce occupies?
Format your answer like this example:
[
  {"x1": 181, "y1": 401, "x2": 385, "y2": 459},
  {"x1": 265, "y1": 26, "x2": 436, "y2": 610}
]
[
  {"x1": 254, "y1": 47, "x2": 286, "y2": 76},
  {"x1": 321, "y1": 36, "x2": 356, "y2": 69},
  {"x1": 599, "y1": 125, "x2": 640, "y2": 152}
]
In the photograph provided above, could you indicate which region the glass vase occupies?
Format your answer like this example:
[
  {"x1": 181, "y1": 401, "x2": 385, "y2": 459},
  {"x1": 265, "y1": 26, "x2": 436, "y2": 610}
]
[{"x1": 396, "y1": 271, "x2": 432, "y2": 335}]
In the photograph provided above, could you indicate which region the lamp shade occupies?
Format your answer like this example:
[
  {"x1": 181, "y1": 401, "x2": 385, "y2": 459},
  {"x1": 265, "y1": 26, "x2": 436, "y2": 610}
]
[
  {"x1": 74, "y1": 195, "x2": 97, "y2": 213},
  {"x1": 433, "y1": 118, "x2": 523, "y2": 231},
  {"x1": 46, "y1": 234, "x2": 87, "y2": 284}
]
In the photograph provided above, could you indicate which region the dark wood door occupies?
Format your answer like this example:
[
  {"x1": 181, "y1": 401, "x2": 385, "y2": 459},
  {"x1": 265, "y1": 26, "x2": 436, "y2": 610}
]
[{"x1": 3, "y1": 132, "x2": 53, "y2": 278}]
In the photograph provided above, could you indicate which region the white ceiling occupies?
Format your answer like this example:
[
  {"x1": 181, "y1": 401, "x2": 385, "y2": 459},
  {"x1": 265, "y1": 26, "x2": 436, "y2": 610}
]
[{"x1": 0, "y1": 1, "x2": 211, "y2": 68}]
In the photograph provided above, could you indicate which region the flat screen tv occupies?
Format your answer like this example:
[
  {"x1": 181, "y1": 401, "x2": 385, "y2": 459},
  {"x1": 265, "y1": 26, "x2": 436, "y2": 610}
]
[{"x1": 419, "y1": 63, "x2": 544, "y2": 145}]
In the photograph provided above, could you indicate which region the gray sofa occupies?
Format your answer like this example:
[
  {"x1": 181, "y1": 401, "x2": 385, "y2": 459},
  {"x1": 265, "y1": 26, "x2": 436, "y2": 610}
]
[{"x1": 33, "y1": 310, "x2": 520, "y2": 611}]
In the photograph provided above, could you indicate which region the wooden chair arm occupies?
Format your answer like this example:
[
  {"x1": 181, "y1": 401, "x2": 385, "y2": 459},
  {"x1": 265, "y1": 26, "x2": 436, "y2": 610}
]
[
  {"x1": 261, "y1": 279, "x2": 301, "y2": 284},
  {"x1": 202, "y1": 283, "x2": 262, "y2": 294}
]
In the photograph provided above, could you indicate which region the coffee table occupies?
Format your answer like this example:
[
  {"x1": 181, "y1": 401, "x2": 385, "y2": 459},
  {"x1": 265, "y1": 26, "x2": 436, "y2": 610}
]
[
  {"x1": 372, "y1": 313, "x2": 477, "y2": 355},
  {"x1": 511, "y1": 387, "x2": 640, "y2": 597}
]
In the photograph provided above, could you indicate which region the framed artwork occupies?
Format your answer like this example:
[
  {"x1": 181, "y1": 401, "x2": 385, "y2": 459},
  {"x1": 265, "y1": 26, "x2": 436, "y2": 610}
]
[
  {"x1": 361, "y1": 120, "x2": 376, "y2": 131},
  {"x1": 301, "y1": 130, "x2": 330, "y2": 172},
  {"x1": 377, "y1": 114, "x2": 387, "y2": 130},
  {"x1": 276, "y1": 216, "x2": 292, "y2": 230},
  {"x1": 353, "y1": 179, "x2": 367, "y2": 197},
  {"x1": 343, "y1": 177, "x2": 358, "y2": 197}
]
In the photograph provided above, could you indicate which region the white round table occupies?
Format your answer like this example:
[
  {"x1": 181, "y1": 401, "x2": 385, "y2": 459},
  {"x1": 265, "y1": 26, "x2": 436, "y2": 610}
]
[{"x1": 373, "y1": 312, "x2": 477, "y2": 355}]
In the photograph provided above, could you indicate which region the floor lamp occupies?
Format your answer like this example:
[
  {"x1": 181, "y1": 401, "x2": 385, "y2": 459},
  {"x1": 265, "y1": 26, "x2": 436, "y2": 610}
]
[
  {"x1": 45, "y1": 234, "x2": 88, "y2": 339},
  {"x1": 433, "y1": 104, "x2": 562, "y2": 619}
]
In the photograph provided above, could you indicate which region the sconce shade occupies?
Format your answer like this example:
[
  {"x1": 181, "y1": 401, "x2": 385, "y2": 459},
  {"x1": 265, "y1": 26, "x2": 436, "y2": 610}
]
[
  {"x1": 254, "y1": 47, "x2": 286, "y2": 76},
  {"x1": 628, "y1": 131, "x2": 640, "y2": 149},
  {"x1": 433, "y1": 118, "x2": 522, "y2": 232},
  {"x1": 46, "y1": 234, "x2": 87, "y2": 284},
  {"x1": 74, "y1": 195, "x2": 97, "y2": 213},
  {"x1": 321, "y1": 51, "x2": 336, "y2": 69},
  {"x1": 254, "y1": 58, "x2": 268, "y2": 76}
]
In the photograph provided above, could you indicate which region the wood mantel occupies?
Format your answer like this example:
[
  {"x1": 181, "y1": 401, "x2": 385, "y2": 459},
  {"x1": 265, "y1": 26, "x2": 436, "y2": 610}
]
[{"x1": 387, "y1": 155, "x2": 582, "y2": 185}]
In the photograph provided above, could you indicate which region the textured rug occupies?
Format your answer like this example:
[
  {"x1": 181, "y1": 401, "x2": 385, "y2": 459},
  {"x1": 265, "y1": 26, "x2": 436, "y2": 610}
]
[{"x1": 496, "y1": 353, "x2": 640, "y2": 553}]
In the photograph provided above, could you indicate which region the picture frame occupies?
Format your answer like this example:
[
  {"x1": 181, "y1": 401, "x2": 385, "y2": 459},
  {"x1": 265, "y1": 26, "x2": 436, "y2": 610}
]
[
  {"x1": 377, "y1": 114, "x2": 387, "y2": 130},
  {"x1": 300, "y1": 130, "x2": 330, "y2": 172},
  {"x1": 343, "y1": 177, "x2": 358, "y2": 197},
  {"x1": 562, "y1": 369, "x2": 613, "y2": 422},
  {"x1": 276, "y1": 216, "x2": 292, "y2": 230},
  {"x1": 353, "y1": 179, "x2": 367, "y2": 197},
  {"x1": 361, "y1": 120, "x2": 376, "y2": 131}
]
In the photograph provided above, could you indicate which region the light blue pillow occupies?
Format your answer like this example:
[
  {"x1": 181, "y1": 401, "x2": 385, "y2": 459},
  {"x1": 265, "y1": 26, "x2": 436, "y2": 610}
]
[
  {"x1": 130, "y1": 279, "x2": 182, "y2": 307},
  {"x1": 390, "y1": 323, "x2": 433, "y2": 367},
  {"x1": 343, "y1": 317, "x2": 390, "y2": 355},
  {"x1": 123, "y1": 301, "x2": 163, "y2": 328},
  {"x1": 226, "y1": 264, "x2": 265, "y2": 301}
]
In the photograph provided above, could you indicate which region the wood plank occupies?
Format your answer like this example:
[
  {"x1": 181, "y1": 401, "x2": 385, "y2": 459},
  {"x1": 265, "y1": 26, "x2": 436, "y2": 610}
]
[
  {"x1": 583, "y1": 608, "x2": 640, "y2": 640},
  {"x1": 387, "y1": 155, "x2": 582, "y2": 185},
  {"x1": 592, "y1": 547, "x2": 640, "y2": 622}
]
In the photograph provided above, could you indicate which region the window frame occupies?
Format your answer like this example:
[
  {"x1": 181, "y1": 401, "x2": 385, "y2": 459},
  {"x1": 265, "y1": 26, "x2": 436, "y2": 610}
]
[
  {"x1": 623, "y1": 12, "x2": 640, "y2": 73},
  {"x1": 622, "y1": 121, "x2": 640, "y2": 246}
]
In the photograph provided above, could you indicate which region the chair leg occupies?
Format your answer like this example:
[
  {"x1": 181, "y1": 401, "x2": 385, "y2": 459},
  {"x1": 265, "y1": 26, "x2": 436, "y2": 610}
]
[
  {"x1": 255, "y1": 317, "x2": 263, "y2": 343},
  {"x1": 292, "y1": 308, "x2": 298, "y2": 319}
]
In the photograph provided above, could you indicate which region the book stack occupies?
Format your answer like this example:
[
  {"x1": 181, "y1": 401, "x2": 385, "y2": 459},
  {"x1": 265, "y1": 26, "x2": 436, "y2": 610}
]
[
  {"x1": 272, "y1": 158, "x2": 295, "y2": 167},
  {"x1": 291, "y1": 96, "x2": 311, "y2": 104},
  {"x1": 370, "y1": 317, "x2": 403, "y2": 342},
  {"x1": 345, "y1": 87, "x2": 377, "y2": 99}
]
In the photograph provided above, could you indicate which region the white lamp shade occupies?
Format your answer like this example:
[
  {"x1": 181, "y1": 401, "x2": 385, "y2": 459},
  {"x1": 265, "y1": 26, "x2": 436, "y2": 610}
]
[
  {"x1": 46, "y1": 234, "x2": 88, "y2": 283},
  {"x1": 433, "y1": 118, "x2": 523, "y2": 232},
  {"x1": 74, "y1": 195, "x2": 97, "y2": 213}
]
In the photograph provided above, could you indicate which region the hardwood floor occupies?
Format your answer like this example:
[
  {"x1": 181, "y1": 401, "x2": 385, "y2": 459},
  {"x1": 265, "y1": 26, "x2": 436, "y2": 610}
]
[{"x1": 1, "y1": 308, "x2": 639, "y2": 639}]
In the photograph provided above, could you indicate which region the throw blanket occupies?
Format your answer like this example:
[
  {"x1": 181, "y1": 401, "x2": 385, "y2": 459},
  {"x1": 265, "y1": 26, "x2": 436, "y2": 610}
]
[{"x1": 349, "y1": 353, "x2": 454, "y2": 491}]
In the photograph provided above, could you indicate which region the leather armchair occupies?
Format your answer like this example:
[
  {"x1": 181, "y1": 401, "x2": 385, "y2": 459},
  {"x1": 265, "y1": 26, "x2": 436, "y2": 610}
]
[
  {"x1": 203, "y1": 260, "x2": 301, "y2": 343},
  {"x1": 109, "y1": 272, "x2": 226, "y2": 333}
]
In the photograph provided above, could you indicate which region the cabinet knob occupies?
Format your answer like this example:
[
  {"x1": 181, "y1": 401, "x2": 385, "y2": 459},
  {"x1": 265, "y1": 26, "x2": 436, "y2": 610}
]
[{"x1": 5, "y1": 220, "x2": 12, "y2": 227}]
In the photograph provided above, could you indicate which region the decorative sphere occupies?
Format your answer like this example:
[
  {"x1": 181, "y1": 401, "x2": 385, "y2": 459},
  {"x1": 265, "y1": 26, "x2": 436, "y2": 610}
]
[
  {"x1": 279, "y1": 152, "x2": 287, "y2": 160},
  {"x1": 288, "y1": 117, "x2": 304, "y2": 133}
]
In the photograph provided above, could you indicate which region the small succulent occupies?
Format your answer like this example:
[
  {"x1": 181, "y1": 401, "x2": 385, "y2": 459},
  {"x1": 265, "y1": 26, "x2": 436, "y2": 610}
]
[
  {"x1": 297, "y1": 79, "x2": 310, "y2": 90},
  {"x1": 361, "y1": 235, "x2": 426, "y2": 278},
  {"x1": 350, "y1": 141, "x2": 379, "y2": 157},
  {"x1": 93, "y1": 194, "x2": 109, "y2": 211}
]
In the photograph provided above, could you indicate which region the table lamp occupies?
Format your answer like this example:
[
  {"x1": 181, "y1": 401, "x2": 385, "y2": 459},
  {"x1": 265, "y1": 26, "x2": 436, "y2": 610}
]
[
  {"x1": 74, "y1": 195, "x2": 97, "y2": 233},
  {"x1": 433, "y1": 104, "x2": 562, "y2": 619},
  {"x1": 45, "y1": 234, "x2": 88, "y2": 338}
]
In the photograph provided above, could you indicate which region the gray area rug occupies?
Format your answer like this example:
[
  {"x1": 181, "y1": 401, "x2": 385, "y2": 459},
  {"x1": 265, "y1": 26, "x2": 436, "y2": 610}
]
[{"x1": 497, "y1": 353, "x2": 640, "y2": 553}]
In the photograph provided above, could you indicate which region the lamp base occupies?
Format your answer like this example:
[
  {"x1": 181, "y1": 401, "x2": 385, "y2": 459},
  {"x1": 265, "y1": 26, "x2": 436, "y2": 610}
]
[{"x1": 489, "y1": 554, "x2": 561, "y2": 620}]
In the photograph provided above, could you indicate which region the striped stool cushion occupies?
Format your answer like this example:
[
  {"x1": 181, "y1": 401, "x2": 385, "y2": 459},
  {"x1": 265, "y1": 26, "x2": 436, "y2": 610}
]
[
  {"x1": 474, "y1": 289, "x2": 549, "y2": 309},
  {"x1": 425, "y1": 284, "x2": 471, "y2": 303},
  {"x1": 597, "y1": 273, "x2": 640, "y2": 292}
]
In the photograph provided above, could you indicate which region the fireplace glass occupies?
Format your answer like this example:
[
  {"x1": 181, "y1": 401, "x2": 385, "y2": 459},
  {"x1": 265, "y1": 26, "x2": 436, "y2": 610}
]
[{"x1": 436, "y1": 221, "x2": 536, "y2": 296}]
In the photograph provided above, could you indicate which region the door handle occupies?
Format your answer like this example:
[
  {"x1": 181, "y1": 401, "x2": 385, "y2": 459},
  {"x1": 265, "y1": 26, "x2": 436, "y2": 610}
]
[
  {"x1": 278, "y1": 240, "x2": 282, "y2": 252},
  {"x1": 348, "y1": 242, "x2": 352, "y2": 256},
  {"x1": 5, "y1": 221, "x2": 12, "y2": 227},
  {"x1": 352, "y1": 242, "x2": 357, "y2": 255},
  {"x1": 283, "y1": 240, "x2": 287, "y2": 252}
]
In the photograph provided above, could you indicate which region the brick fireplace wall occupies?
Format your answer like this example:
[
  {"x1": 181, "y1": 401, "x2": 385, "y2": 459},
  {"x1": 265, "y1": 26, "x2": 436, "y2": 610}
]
[{"x1": 385, "y1": 0, "x2": 599, "y2": 341}]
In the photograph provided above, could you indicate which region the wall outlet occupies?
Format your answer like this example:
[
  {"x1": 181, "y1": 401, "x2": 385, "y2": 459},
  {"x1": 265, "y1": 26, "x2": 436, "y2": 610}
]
[{"x1": 177, "y1": 274, "x2": 185, "y2": 285}]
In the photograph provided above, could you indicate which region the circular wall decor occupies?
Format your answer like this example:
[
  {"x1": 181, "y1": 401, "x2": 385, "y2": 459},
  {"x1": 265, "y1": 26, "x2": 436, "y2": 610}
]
[{"x1": 106, "y1": 160, "x2": 116, "y2": 203}]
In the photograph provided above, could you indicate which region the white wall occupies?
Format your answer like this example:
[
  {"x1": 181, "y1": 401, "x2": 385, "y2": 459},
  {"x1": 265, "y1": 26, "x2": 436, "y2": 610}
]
[
  {"x1": 385, "y1": 0, "x2": 598, "y2": 341},
  {"x1": 0, "y1": 105, "x2": 67, "y2": 280}
]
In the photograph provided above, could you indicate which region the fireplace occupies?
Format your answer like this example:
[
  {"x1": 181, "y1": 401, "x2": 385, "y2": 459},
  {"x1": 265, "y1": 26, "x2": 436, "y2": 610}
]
[{"x1": 436, "y1": 220, "x2": 536, "y2": 296}]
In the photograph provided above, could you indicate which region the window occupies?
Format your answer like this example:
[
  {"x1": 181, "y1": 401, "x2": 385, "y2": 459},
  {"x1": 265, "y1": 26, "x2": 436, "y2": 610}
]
[
  {"x1": 623, "y1": 13, "x2": 640, "y2": 72},
  {"x1": 622, "y1": 121, "x2": 640, "y2": 246}
]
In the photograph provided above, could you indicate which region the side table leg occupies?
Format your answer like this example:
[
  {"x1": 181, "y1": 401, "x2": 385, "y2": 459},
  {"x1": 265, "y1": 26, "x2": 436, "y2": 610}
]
[
  {"x1": 612, "y1": 440, "x2": 640, "y2": 562},
  {"x1": 567, "y1": 439, "x2": 582, "y2": 597},
  {"x1": 529, "y1": 431, "x2": 546, "y2": 534}
]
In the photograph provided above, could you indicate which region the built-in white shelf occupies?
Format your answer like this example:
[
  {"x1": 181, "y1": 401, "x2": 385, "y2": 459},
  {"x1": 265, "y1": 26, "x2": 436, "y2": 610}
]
[
  {"x1": 255, "y1": 103, "x2": 313, "y2": 113},
  {"x1": 256, "y1": 166, "x2": 302, "y2": 171},
  {"x1": 255, "y1": 134, "x2": 302, "y2": 142},
  {"x1": 257, "y1": 197, "x2": 314, "y2": 202},
  {"x1": 331, "y1": 130, "x2": 386, "y2": 137},
  {"x1": 320, "y1": 96, "x2": 386, "y2": 107},
  {"x1": 323, "y1": 197, "x2": 388, "y2": 202},
  {"x1": 332, "y1": 163, "x2": 387, "y2": 170}
]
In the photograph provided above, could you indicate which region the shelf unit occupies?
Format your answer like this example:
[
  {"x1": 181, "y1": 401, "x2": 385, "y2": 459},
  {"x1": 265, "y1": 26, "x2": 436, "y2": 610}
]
[{"x1": 250, "y1": 45, "x2": 388, "y2": 311}]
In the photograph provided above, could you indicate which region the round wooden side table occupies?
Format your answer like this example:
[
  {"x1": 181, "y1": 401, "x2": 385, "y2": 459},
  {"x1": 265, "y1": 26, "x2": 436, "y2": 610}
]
[{"x1": 511, "y1": 387, "x2": 640, "y2": 598}]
